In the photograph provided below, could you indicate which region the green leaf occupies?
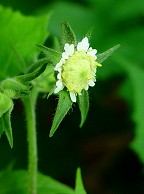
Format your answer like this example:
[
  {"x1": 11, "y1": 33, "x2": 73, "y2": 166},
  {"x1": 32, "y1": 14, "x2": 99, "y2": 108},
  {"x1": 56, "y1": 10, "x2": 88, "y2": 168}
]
[
  {"x1": 97, "y1": 44, "x2": 121, "y2": 63},
  {"x1": 78, "y1": 90, "x2": 89, "y2": 128},
  {"x1": 61, "y1": 22, "x2": 77, "y2": 46},
  {"x1": 50, "y1": 90, "x2": 72, "y2": 137},
  {"x1": 0, "y1": 169, "x2": 74, "y2": 194},
  {"x1": 0, "y1": 5, "x2": 50, "y2": 80},
  {"x1": 114, "y1": 55, "x2": 144, "y2": 162},
  {"x1": 38, "y1": 172, "x2": 74, "y2": 194},
  {"x1": 37, "y1": 45, "x2": 61, "y2": 64},
  {"x1": 3, "y1": 102, "x2": 14, "y2": 148},
  {"x1": 127, "y1": 65, "x2": 144, "y2": 162},
  {"x1": 75, "y1": 168, "x2": 87, "y2": 194}
]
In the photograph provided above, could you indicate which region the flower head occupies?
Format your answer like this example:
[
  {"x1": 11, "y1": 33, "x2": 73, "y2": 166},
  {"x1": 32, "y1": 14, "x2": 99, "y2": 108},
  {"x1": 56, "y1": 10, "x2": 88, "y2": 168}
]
[{"x1": 54, "y1": 37, "x2": 101, "y2": 102}]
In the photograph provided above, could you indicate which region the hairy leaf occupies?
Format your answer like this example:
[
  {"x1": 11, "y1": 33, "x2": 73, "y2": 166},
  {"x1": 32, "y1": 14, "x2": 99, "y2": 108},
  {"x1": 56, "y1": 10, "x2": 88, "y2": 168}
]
[
  {"x1": 0, "y1": 93, "x2": 13, "y2": 117},
  {"x1": 3, "y1": 102, "x2": 14, "y2": 148},
  {"x1": 78, "y1": 90, "x2": 89, "y2": 128},
  {"x1": 50, "y1": 90, "x2": 72, "y2": 137}
]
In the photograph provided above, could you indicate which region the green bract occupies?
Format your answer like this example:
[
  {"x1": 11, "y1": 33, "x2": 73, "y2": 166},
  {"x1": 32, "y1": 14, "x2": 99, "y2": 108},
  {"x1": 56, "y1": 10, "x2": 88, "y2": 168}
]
[
  {"x1": 0, "y1": 93, "x2": 13, "y2": 148},
  {"x1": 0, "y1": 93, "x2": 13, "y2": 117}
]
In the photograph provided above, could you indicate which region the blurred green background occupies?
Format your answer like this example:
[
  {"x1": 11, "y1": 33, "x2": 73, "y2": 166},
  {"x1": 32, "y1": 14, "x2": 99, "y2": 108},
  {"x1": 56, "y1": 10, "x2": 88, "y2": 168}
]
[{"x1": 0, "y1": 0, "x2": 144, "y2": 193}]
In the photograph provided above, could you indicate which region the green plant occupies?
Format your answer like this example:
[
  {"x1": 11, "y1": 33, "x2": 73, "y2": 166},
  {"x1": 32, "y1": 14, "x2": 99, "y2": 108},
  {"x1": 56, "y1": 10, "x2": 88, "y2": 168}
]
[{"x1": 0, "y1": 5, "x2": 120, "y2": 194}]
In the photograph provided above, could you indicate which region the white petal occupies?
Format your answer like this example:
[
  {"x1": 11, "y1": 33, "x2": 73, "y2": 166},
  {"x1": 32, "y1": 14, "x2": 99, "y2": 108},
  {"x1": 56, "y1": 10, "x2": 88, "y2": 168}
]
[
  {"x1": 54, "y1": 80, "x2": 64, "y2": 93},
  {"x1": 70, "y1": 91, "x2": 76, "y2": 102},
  {"x1": 54, "y1": 87, "x2": 61, "y2": 93},
  {"x1": 87, "y1": 48, "x2": 97, "y2": 57},
  {"x1": 64, "y1": 43, "x2": 74, "y2": 56},
  {"x1": 85, "y1": 85, "x2": 89, "y2": 90},
  {"x1": 88, "y1": 80, "x2": 95, "y2": 87},
  {"x1": 54, "y1": 61, "x2": 63, "y2": 71},
  {"x1": 56, "y1": 80, "x2": 62, "y2": 87},
  {"x1": 62, "y1": 52, "x2": 69, "y2": 60},
  {"x1": 57, "y1": 72, "x2": 61, "y2": 79},
  {"x1": 77, "y1": 37, "x2": 89, "y2": 51}
]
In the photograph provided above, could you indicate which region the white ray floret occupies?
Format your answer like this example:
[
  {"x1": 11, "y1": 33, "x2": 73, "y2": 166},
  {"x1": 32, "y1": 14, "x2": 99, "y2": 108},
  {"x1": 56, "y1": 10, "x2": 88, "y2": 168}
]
[
  {"x1": 77, "y1": 37, "x2": 89, "y2": 51},
  {"x1": 64, "y1": 44, "x2": 74, "y2": 56},
  {"x1": 54, "y1": 80, "x2": 64, "y2": 93},
  {"x1": 70, "y1": 92, "x2": 76, "y2": 103}
]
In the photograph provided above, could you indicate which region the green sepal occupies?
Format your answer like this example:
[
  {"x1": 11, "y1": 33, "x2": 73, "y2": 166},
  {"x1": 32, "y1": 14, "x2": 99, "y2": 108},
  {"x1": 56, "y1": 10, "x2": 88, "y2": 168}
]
[
  {"x1": 47, "y1": 87, "x2": 55, "y2": 99},
  {"x1": 27, "y1": 58, "x2": 49, "y2": 73},
  {"x1": 49, "y1": 90, "x2": 72, "y2": 137},
  {"x1": 34, "y1": 65, "x2": 56, "y2": 93},
  {"x1": 53, "y1": 36, "x2": 62, "y2": 52},
  {"x1": 37, "y1": 44, "x2": 61, "y2": 64},
  {"x1": 97, "y1": 44, "x2": 121, "y2": 63},
  {"x1": 61, "y1": 22, "x2": 77, "y2": 46},
  {"x1": 85, "y1": 27, "x2": 94, "y2": 39},
  {"x1": 1, "y1": 78, "x2": 31, "y2": 99},
  {"x1": 78, "y1": 90, "x2": 89, "y2": 128},
  {"x1": 75, "y1": 168, "x2": 87, "y2": 194},
  {"x1": 0, "y1": 93, "x2": 13, "y2": 117},
  {"x1": 15, "y1": 62, "x2": 47, "y2": 82},
  {"x1": 0, "y1": 116, "x2": 4, "y2": 138},
  {"x1": 3, "y1": 101, "x2": 14, "y2": 148}
]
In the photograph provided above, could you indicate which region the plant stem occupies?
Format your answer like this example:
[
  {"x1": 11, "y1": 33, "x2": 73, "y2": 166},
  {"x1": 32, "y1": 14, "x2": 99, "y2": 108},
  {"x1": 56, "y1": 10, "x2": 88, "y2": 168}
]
[{"x1": 23, "y1": 88, "x2": 38, "y2": 194}]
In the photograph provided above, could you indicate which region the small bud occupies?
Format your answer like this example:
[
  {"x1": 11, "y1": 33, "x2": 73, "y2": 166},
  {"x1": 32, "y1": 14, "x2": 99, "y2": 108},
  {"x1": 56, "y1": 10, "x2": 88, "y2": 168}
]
[{"x1": 1, "y1": 78, "x2": 30, "y2": 99}]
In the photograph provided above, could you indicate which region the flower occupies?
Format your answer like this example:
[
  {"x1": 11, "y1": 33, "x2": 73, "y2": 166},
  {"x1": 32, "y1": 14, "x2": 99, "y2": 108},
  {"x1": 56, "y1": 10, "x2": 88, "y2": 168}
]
[{"x1": 54, "y1": 37, "x2": 101, "y2": 102}]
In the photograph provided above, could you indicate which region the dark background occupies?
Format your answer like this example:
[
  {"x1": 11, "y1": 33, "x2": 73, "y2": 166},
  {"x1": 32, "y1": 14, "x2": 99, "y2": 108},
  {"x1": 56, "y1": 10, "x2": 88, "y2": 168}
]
[{"x1": 0, "y1": 0, "x2": 144, "y2": 193}]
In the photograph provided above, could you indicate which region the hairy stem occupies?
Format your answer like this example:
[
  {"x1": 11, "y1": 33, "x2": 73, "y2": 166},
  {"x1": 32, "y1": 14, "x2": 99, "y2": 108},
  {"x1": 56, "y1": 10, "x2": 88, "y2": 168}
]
[{"x1": 23, "y1": 88, "x2": 38, "y2": 194}]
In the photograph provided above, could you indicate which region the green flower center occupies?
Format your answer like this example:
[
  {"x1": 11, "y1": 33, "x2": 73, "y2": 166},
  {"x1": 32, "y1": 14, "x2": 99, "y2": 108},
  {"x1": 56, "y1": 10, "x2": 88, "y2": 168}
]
[{"x1": 61, "y1": 51, "x2": 97, "y2": 94}]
